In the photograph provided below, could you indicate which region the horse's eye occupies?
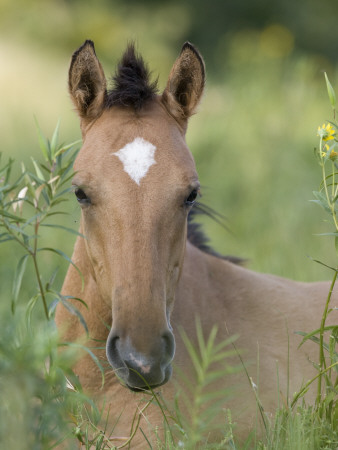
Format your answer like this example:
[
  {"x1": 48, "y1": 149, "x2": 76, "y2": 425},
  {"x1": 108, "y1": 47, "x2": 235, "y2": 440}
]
[
  {"x1": 185, "y1": 189, "x2": 198, "y2": 206},
  {"x1": 75, "y1": 188, "x2": 90, "y2": 204}
]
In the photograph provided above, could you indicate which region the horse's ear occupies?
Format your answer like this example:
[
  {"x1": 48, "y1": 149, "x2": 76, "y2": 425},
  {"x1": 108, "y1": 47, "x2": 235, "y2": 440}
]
[
  {"x1": 68, "y1": 40, "x2": 107, "y2": 121},
  {"x1": 162, "y1": 42, "x2": 205, "y2": 124}
]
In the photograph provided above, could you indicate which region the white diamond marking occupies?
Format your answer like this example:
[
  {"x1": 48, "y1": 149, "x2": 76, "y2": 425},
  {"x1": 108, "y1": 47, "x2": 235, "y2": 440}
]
[{"x1": 113, "y1": 137, "x2": 156, "y2": 185}]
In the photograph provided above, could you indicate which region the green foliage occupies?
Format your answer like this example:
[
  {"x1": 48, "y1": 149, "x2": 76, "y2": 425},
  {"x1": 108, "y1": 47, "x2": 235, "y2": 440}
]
[
  {"x1": 0, "y1": 308, "x2": 117, "y2": 449},
  {"x1": 258, "y1": 406, "x2": 338, "y2": 450},
  {"x1": 298, "y1": 73, "x2": 338, "y2": 429},
  {"x1": 0, "y1": 312, "x2": 69, "y2": 450},
  {"x1": 0, "y1": 125, "x2": 108, "y2": 449},
  {"x1": 173, "y1": 321, "x2": 239, "y2": 449},
  {"x1": 0, "y1": 121, "x2": 82, "y2": 320}
]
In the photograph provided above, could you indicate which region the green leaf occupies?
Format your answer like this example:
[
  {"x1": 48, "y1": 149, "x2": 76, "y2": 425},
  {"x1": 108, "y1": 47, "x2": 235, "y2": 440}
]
[
  {"x1": 296, "y1": 326, "x2": 337, "y2": 348},
  {"x1": 45, "y1": 211, "x2": 69, "y2": 218},
  {"x1": 211, "y1": 348, "x2": 238, "y2": 364},
  {"x1": 213, "y1": 333, "x2": 238, "y2": 354},
  {"x1": 329, "y1": 334, "x2": 336, "y2": 364},
  {"x1": 34, "y1": 117, "x2": 50, "y2": 161},
  {"x1": 325, "y1": 72, "x2": 336, "y2": 109},
  {"x1": 6, "y1": 222, "x2": 33, "y2": 239},
  {"x1": 53, "y1": 187, "x2": 73, "y2": 199},
  {"x1": 50, "y1": 198, "x2": 69, "y2": 208},
  {"x1": 38, "y1": 246, "x2": 75, "y2": 266},
  {"x1": 336, "y1": 236, "x2": 338, "y2": 255},
  {"x1": 315, "y1": 232, "x2": 338, "y2": 237},
  {"x1": 295, "y1": 331, "x2": 335, "y2": 356},
  {"x1": 40, "y1": 223, "x2": 85, "y2": 238},
  {"x1": 45, "y1": 269, "x2": 60, "y2": 293},
  {"x1": 0, "y1": 209, "x2": 26, "y2": 222},
  {"x1": 311, "y1": 191, "x2": 331, "y2": 213},
  {"x1": 31, "y1": 158, "x2": 45, "y2": 182},
  {"x1": 60, "y1": 342, "x2": 105, "y2": 388},
  {"x1": 48, "y1": 291, "x2": 88, "y2": 311},
  {"x1": 196, "y1": 317, "x2": 208, "y2": 360},
  {"x1": 50, "y1": 120, "x2": 60, "y2": 157},
  {"x1": 0, "y1": 157, "x2": 14, "y2": 185},
  {"x1": 57, "y1": 294, "x2": 88, "y2": 335},
  {"x1": 204, "y1": 368, "x2": 235, "y2": 385},
  {"x1": 180, "y1": 328, "x2": 204, "y2": 380},
  {"x1": 63, "y1": 295, "x2": 88, "y2": 309},
  {"x1": 24, "y1": 173, "x2": 38, "y2": 200},
  {"x1": 54, "y1": 139, "x2": 81, "y2": 158},
  {"x1": 0, "y1": 235, "x2": 15, "y2": 243},
  {"x1": 11, "y1": 253, "x2": 29, "y2": 313},
  {"x1": 37, "y1": 247, "x2": 84, "y2": 288},
  {"x1": 308, "y1": 257, "x2": 338, "y2": 272},
  {"x1": 25, "y1": 294, "x2": 40, "y2": 330}
]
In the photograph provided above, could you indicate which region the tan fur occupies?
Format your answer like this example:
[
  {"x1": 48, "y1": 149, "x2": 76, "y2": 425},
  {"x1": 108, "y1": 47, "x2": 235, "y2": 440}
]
[{"x1": 55, "y1": 42, "x2": 337, "y2": 448}]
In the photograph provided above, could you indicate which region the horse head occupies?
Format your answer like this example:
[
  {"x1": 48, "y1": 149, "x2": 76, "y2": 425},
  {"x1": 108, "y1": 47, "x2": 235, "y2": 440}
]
[{"x1": 69, "y1": 40, "x2": 205, "y2": 390}]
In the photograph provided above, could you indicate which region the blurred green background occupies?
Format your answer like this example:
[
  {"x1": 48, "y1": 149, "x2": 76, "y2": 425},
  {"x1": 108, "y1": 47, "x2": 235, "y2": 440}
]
[{"x1": 1, "y1": 0, "x2": 338, "y2": 315}]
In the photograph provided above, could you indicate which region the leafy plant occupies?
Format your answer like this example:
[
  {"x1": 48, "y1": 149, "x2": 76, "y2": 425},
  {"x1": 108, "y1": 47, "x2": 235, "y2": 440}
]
[
  {"x1": 0, "y1": 120, "x2": 83, "y2": 322},
  {"x1": 168, "y1": 320, "x2": 240, "y2": 449},
  {"x1": 301, "y1": 73, "x2": 338, "y2": 414},
  {"x1": 0, "y1": 123, "x2": 108, "y2": 449}
]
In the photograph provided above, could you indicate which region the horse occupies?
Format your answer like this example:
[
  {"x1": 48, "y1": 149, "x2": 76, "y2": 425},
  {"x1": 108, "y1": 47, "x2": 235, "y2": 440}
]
[{"x1": 55, "y1": 40, "x2": 337, "y2": 448}]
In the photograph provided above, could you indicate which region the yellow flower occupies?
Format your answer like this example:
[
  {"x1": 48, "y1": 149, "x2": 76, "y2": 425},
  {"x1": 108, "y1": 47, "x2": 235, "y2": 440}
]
[
  {"x1": 317, "y1": 123, "x2": 335, "y2": 141},
  {"x1": 320, "y1": 144, "x2": 329, "y2": 157},
  {"x1": 329, "y1": 150, "x2": 338, "y2": 161},
  {"x1": 321, "y1": 143, "x2": 338, "y2": 161}
]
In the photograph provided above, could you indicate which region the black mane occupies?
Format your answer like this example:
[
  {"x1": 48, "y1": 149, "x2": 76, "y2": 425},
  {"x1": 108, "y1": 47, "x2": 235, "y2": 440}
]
[
  {"x1": 106, "y1": 43, "x2": 158, "y2": 110},
  {"x1": 187, "y1": 205, "x2": 243, "y2": 265}
]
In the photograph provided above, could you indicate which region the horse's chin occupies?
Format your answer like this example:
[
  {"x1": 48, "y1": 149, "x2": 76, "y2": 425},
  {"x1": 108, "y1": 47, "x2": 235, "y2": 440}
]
[
  {"x1": 124, "y1": 365, "x2": 172, "y2": 392},
  {"x1": 127, "y1": 383, "x2": 163, "y2": 393}
]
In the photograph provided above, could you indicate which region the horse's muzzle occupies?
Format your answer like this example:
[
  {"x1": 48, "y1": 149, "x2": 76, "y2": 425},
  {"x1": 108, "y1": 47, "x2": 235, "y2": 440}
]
[{"x1": 106, "y1": 329, "x2": 175, "y2": 390}]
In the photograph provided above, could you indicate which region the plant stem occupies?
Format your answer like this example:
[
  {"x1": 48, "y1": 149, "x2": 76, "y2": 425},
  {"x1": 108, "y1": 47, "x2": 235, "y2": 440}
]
[
  {"x1": 321, "y1": 154, "x2": 331, "y2": 209},
  {"x1": 332, "y1": 161, "x2": 335, "y2": 199},
  {"x1": 292, "y1": 361, "x2": 338, "y2": 409},
  {"x1": 316, "y1": 269, "x2": 337, "y2": 406},
  {"x1": 117, "y1": 400, "x2": 152, "y2": 449},
  {"x1": 320, "y1": 141, "x2": 338, "y2": 234},
  {"x1": 33, "y1": 219, "x2": 49, "y2": 320}
]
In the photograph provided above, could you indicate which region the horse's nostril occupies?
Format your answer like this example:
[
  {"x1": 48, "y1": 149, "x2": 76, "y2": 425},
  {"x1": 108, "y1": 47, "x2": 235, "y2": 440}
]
[
  {"x1": 106, "y1": 332, "x2": 121, "y2": 368},
  {"x1": 162, "y1": 331, "x2": 176, "y2": 365}
]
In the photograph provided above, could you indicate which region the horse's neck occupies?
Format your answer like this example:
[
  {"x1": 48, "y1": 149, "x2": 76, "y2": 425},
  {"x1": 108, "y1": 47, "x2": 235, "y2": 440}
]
[{"x1": 176, "y1": 240, "x2": 334, "y2": 340}]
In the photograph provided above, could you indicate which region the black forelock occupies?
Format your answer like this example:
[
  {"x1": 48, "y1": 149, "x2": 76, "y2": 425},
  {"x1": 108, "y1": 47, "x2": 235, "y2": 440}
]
[{"x1": 106, "y1": 43, "x2": 158, "y2": 110}]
